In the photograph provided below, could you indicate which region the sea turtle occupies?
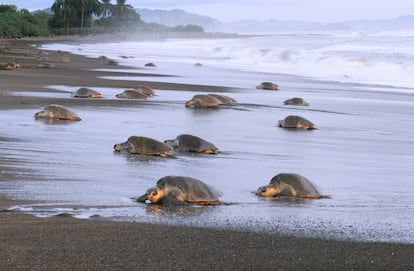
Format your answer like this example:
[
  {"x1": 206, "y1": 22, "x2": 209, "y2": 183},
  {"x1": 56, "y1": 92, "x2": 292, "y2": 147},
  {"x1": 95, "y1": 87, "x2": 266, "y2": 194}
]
[
  {"x1": 145, "y1": 62, "x2": 156, "y2": 67},
  {"x1": 113, "y1": 136, "x2": 173, "y2": 157},
  {"x1": 185, "y1": 94, "x2": 222, "y2": 108},
  {"x1": 59, "y1": 56, "x2": 71, "y2": 63},
  {"x1": 0, "y1": 63, "x2": 15, "y2": 70},
  {"x1": 115, "y1": 89, "x2": 148, "y2": 100},
  {"x1": 1, "y1": 62, "x2": 20, "y2": 70},
  {"x1": 208, "y1": 94, "x2": 237, "y2": 105},
  {"x1": 256, "y1": 82, "x2": 279, "y2": 90},
  {"x1": 256, "y1": 173, "x2": 327, "y2": 199},
  {"x1": 278, "y1": 115, "x2": 315, "y2": 130},
  {"x1": 164, "y1": 134, "x2": 218, "y2": 154},
  {"x1": 136, "y1": 175, "x2": 223, "y2": 205},
  {"x1": 135, "y1": 85, "x2": 155, "y2": 96},
  {"x1": 72, "y1": 87, "x2": 102, "y2": 98},
  {"x1": 34, "y1": 104, "x2": 81, "y2": 121},
  {"x1": 284, "y1": 97, "x2": 309, "y2": 106}
]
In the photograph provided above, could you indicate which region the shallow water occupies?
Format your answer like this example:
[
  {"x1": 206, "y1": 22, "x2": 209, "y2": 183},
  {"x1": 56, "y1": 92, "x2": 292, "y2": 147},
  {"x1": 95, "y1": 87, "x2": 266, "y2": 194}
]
[{"x1": 1, "y1": 40, "x2": 414, "y2": 244}]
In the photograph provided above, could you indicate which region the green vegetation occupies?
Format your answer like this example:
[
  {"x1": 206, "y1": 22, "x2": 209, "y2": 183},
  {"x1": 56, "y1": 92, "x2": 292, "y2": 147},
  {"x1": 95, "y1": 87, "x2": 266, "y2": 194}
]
[
  {"x1": 0, "y1": 5, "x2": 51, "y2": 37},
  {"x1": 0, "y1": 1, "x2": 204, "y2": 38}
]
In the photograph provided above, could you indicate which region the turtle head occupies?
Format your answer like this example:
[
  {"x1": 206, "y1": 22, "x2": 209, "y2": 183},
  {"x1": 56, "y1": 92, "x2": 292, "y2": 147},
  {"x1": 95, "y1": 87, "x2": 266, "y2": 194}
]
[
  {"x1": 185, "y1": 99, "x2": 196, "y2": 108},
  {"x1": 256, "y1": 185, "x2": 280, "y2": 197},
  {"x1": 113, "y1": 143, "x2": 123, "y2": 152},
  {"x1": 34, "y1": 111, "x2": 45, "y2": 119},
  {"x1": 277, "y1": 120, "x2": 284, "y2": 127},
  {"x1": 146, "y1": 187, "x2": 165, "y2": 203},
  {"x1": 163, "y1": 139, "x2": 178, "y2": 148},
  {"x1": 113, "y1": 142, "x2": 132, "y2": 153}
]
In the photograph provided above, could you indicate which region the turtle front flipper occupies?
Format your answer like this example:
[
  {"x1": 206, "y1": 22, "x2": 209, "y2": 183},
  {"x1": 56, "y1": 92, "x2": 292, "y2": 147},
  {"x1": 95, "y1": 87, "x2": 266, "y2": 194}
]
[
  {"x1": 301, "y1": 194, "x2": 331, "y2": 199},
  {"x1": 136, "y1": 193, "x2": 148, "y2": 203},
  {"x1": 166, "y1": 186, "x2": 187, "y2": 202}
]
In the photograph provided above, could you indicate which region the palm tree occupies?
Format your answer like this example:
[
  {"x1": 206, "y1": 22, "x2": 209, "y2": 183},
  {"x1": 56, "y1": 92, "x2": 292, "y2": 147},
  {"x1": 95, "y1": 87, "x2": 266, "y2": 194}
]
[
  {"x1": 80, "y1": 0, "x2": 100, "y2": 28},
  {"x1": 99, "y1": 0, "x2": 112, "y2": 19},
  {"x1": 111, "y1": 0, "x2": 140, "y2": 24},
  {"x1": 51, "y1": 0, "x2": 73, "y2": 30},
  {"x1": 112, "y1": 0, "x2": 126, "y2": 21}
]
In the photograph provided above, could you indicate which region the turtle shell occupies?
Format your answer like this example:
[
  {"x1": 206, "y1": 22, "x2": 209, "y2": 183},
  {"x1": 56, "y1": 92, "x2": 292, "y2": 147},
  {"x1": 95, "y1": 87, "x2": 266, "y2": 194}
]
[
  {"x1": 185, "y1": 94, "x2": 221, "y2": 108},
  {"x1": 136, "y1": 85, "x2": 155, "y2": 96},
  {"x1": 72, "y1": 87, "x2": 102, "y2": 98},
  {"x1": 166, "y1": 134, "x2": 218, "y2": 154},
  {"x1": 34, "y1": 104, "x2": 81, "y2": 121},
  {"x1": 278, "y1": 115, "x2": 314, "y2": 129},
  {"x1": 157, "y1": 176, "x2": 223, "y2": 204},
  {"x1": 115, "y1": 89, "x2": 148, "y2": 100},
  {"x1": 208, "y1": 94, "x2": 237, "y2": 105},
  {"x1": 268, "y1": 173, "x2": 320, "y2": 197},
  {"x1": 256, "y1": 82, "x2": 279, "y2": 90},
  {"x1": 284, "y1": 97, "x2": 309, "y2": 106},
  {"x1": 125, "y1": 136, "x2": 172, "y2": 155}
]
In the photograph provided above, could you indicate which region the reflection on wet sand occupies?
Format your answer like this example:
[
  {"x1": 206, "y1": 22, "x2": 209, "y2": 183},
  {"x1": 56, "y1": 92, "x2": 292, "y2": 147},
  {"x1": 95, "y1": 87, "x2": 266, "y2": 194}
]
[{"x1": 1, "y1": 47, "x2": 413, "y2": 244}]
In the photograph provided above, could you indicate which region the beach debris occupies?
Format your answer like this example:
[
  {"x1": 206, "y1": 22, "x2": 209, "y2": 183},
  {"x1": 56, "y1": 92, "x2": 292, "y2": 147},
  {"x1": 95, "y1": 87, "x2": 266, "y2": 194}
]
[
  {"x1": 256, "y1": 81, "x2": 279, "y2": 90},
  {"x1": 164, "y1": 134, "x2": 219, "y2": 154},
  {"x1": 59, "y1": 55, "x2": 71, "y2": 63},
  {"x1": 72, "y1": 87, "x2": 102, "y2": 98},
  {"x1": 0, "y1": 62, "x2": 20, "y2": 70},
  {"x1": 278, "y1": 115, "x2": 315, "y2": 130},
  {"x1": 145, "y1": 62, "x2": 156, "y2": 67},
  {"x1": 115, "y1": 89, "x2": 148, "y2": 100},
  {"x1": 185, "y1": 94, "x2": 237, "y2": 109},
  {"x1": 98, "y1": 56, "x2": 117, "y2": 65},
  {"x1": 104, "y1": 59, "x2": 118, "y2": 66},
  {"x1": 136, "y1": 175, "x2": 223, "y2": 205},
  {"x1": 37, "y1": 62, "x2": 55, "y2": 69},
  {"x1": 113, "y1": 136, "x2": 173, "y2": 157},
  {"x1": 283, "y1": 97, "x2": 309, "y2": 106},
  {"x1": 257, "y1": 173, "x2": 329, "y2": 199},
  {"x1": 34, "y1": 104, "x2": 81, "y2": 121}
]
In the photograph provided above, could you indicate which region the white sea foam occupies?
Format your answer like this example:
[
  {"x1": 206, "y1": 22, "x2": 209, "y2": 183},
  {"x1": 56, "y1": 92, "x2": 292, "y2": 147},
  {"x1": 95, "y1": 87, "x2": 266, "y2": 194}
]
[{"x1": 42, "y1": 31, "x2": 414, "y2": 90}]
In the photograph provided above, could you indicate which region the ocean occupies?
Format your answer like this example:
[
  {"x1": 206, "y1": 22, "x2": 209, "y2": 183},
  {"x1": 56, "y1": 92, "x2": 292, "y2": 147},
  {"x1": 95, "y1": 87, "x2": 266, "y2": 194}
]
[
  {"x1": 1, "y1": 31, "x2": 413, "y2": 243},
  {"x1": 43, "y1": 30, "x2": 414, "y2": 90}
]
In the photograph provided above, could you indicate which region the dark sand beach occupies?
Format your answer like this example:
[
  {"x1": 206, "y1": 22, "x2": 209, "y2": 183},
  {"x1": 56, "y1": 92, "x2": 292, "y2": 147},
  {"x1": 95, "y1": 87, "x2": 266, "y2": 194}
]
[{"x1": 1, "y1": 36, "x2": 413, "y2": 270}]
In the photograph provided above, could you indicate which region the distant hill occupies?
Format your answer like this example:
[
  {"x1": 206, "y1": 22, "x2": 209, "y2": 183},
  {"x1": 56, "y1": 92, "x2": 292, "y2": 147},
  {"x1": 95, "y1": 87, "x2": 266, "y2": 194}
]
[
  {"x1": 136, "y1": 8, "x2": 414, "y2": 33},
  {"x1": 32, "y1": 7, "x2": 414, "y2": 33},
  {"x1": 220, "y1": 19, "x2": 349, "y2": 33},
  {"x1": 136, "y1": 8, "x2": 351, "y2": 33},
  {"x1": 32, "y1": 7, "x2": 52, "y2": 14},
  {"x1": 344, "y1": 15, "x2": 414, "y2": 30},
  {"x1": 136, "y1": 8, "x2": 221, "y2": 32}
]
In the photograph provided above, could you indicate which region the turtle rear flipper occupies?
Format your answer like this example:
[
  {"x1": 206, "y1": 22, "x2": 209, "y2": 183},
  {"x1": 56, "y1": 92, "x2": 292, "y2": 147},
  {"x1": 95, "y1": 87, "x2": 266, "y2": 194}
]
[{"x1": 189, "y1": 199, "x2": 221, "y2": 205}]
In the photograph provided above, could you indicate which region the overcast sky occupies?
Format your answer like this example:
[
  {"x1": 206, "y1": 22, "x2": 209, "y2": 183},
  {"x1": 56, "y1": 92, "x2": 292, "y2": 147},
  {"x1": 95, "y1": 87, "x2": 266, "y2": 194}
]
[{"x1": 6, "y1": 0, "x2": 414, "y2": 23}]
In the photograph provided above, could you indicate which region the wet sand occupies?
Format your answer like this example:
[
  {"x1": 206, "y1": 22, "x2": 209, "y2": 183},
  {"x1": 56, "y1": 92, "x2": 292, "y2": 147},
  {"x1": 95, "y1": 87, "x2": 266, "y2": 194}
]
[{"x1": 1, "y1": 36, "x2": 413, "y2": 270}]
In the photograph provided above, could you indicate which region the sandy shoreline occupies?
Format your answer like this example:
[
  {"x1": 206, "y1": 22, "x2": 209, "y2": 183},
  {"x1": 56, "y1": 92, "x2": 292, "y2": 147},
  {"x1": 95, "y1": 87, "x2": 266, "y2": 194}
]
[{"x1": 1, "y1": 36, "x2": 413, "y2": 270}]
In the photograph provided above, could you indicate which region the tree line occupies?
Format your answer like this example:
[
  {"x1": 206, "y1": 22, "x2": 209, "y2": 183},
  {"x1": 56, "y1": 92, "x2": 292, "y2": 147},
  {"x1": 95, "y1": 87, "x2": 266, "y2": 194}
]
[
  {"x1": 0, "y1": 0, "x2": 204, "y2": 38},
  {"x1": 0, "y1": 5, "x2": 50, "y2": 37},
  {"x1": 50, "y1": 0, "x2": 140, "y2": 31}
]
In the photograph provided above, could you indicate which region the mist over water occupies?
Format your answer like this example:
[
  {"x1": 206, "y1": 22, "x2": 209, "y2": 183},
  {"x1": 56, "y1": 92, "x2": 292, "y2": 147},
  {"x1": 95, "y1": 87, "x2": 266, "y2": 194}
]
[
  {"x1": 42, "y1": 31, "x2": 414, "y2": 90},
  {"x1": 2, "y1": 32, "x2": 414, "y2": 243}
]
